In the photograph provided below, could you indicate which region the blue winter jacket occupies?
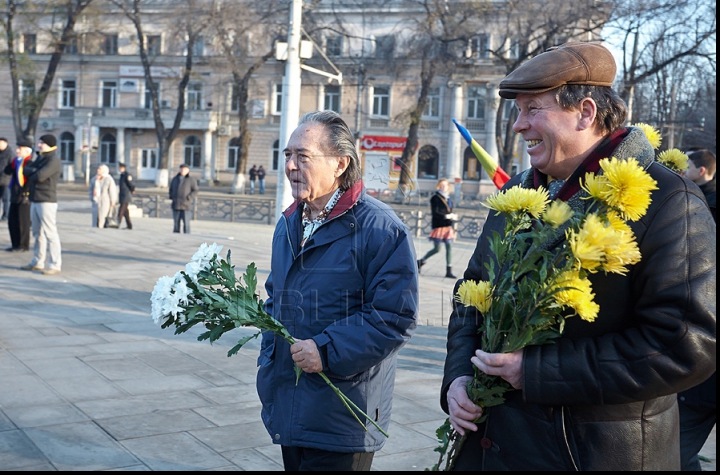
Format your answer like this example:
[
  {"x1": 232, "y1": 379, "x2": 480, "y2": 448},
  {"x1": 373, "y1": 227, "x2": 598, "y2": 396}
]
[{"x1": 257, "y1": 180, "x2": 418, "y2": 452}]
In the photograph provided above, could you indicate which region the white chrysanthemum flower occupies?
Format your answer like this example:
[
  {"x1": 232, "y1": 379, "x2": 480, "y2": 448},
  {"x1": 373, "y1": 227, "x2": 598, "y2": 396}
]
[
  {"x1": 185, "y1": 260, "x2": 203, "y2": 282},
  {"x1": 151, "y1": 275, "x2": 175, "y2": 324},
  {"x1": 191, "y1": 242, "x2": 223, "y2": 269},
  {"x1": 173, "y1": 279, "x2": 190, "y2": 305}
]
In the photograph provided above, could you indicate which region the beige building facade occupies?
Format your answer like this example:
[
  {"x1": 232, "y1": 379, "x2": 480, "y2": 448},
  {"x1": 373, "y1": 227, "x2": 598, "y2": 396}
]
[{"x1": 0, "y1": 1, "x2": 601, "y2": 195}]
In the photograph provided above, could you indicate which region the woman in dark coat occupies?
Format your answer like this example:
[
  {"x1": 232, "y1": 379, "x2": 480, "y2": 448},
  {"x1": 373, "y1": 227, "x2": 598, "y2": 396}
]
[
  {"x1": 3, "y1": 141, "x2": 33, "y2": 252},
  {"x1": 417, "y1": 178, "x2": 457, "y2": 278}
]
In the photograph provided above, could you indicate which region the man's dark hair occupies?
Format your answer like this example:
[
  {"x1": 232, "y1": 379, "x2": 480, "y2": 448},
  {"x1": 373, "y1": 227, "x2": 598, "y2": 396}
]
[
  {"x1": 298, "y1": 110, "x2": 362, "y2": 191},
  {"x1": 555, "y1": 85, "x2": 628, "y2": 135},
  {"x1": 688, "y1": 149, "x2": 716, "y2": 177}
]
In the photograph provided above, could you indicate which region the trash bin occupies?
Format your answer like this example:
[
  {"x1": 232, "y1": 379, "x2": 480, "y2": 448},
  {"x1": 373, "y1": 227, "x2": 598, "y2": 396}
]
[{"x1": 62, "y1": 163, "x2": 75, "y2": 183}]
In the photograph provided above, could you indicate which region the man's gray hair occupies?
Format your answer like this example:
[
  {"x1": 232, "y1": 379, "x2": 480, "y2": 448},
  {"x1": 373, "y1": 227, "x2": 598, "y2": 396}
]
[
  {"x1": 298, "y1": 110, "x2": 362, "y2": 190},
  {"x1": 555, "y1": 85, "x2": 628, "y2": 135}
]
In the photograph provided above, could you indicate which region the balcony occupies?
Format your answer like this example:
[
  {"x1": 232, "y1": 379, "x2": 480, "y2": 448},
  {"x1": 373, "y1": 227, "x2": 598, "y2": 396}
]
[{"x1": 64, "y1": 107, "x2": 214, "y2": 131}]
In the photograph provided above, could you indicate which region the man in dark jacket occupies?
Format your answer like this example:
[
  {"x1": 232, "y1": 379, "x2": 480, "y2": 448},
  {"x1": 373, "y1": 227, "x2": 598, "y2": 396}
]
[
  {"x1": 258, "y1": 110, "x2": 418, "y2": 471},
  {"x1": 168, "y1": 164, "x2": 197, "y2": 233},
  {"x1": 442, "y1": 43, "x2": 716, "y2": 470},
  {"x1": 0, "y1": 137, "x2": 12, "y2": 220},
  {"x1": 3, "y1": 139, "x2": 33, "y2": 251},
  {"x1": 117, "y1": 163, "x2": 136, "y2": 230},
  {"x1": 678, "y1": 148, "x2": 716, "y2": 471},
  {"x1": 248, "y1": 164, "x2": 257, "y2": 194},
  {"x1": 20, "y1": 134, "x2": 63, "y2": 275}
]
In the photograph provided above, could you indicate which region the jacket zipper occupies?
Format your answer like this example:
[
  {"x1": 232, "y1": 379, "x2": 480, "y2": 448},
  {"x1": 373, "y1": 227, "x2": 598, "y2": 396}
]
[{"x1": 561, "y1": 406, "x2": 579, "y2": 470}]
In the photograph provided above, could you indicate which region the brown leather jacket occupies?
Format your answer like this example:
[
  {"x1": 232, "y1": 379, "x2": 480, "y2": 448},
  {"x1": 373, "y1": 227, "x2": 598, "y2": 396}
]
[{"x1": 441, "y1": 128, "x2": 716, "y2": 470}]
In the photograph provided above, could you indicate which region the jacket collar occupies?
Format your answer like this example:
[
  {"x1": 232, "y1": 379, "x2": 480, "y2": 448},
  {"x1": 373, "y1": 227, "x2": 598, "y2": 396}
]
[{"x1": 283, "y1": 180, "x2": 364, "y2": 219}]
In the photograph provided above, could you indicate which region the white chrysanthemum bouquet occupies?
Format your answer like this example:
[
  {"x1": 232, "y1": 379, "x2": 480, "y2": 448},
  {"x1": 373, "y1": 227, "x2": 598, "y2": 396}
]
[{"x1": 150, "y1": 243, "x2": 388, "y2": 437}]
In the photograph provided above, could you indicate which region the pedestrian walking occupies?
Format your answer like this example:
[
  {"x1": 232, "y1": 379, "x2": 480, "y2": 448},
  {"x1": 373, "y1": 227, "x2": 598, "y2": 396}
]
[
  {"x1": 117, "y1": 163, "x2": 136, "y2": 229},
  {"x1": 0, "y1": 137, "x2": 12, "y2": 221},
  {"x1": 248, "y1": 164, "x2": 257, "y2": 194},
  {"x1": 89, "y1": 164, "x2": 117, "y2": 228},
  {"x1": 442, "y1": 42, "x2": 716, "y2": 470},
  {"x1": 169, "y1": 164, "x2": 198, "y2": 233},
  {"x1": 2, "y1": 139, "x2": 32, "y2": 252},
  {"x1": 20, "y1": 134, "x2": 63, "y2": 276},
  {"x1": 417, "y1": 178, "x2": 458, "y2": 278},
  {"x1": 259, "y1": 110, "x2": 418, "y2": 471},
  {"x1": 257, "y1": 165, "x2": 266, "y2": 194}
]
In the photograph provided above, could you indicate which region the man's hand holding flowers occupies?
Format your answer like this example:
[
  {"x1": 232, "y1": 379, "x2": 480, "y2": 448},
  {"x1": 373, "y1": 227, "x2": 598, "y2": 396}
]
[{"x1": 291, "y1": 339, "x2": 323, "y2": 373}]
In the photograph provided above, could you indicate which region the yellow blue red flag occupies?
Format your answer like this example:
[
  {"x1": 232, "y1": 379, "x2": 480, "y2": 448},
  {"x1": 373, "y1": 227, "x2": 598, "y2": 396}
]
[{"x1": 452, "y1": 118, "x2": 510, "y2": 189}]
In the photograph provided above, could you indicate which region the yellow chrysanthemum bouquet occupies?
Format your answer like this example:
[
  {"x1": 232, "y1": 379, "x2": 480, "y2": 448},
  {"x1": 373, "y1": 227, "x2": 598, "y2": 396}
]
[{"x1": 431, "y1": 157, "x2": 658, "y2": 471}]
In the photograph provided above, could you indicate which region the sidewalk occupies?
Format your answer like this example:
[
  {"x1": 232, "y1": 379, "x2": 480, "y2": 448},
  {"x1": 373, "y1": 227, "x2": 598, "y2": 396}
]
[{"x1": 0, "y1": 199, "x2": 715, "y2": 471}]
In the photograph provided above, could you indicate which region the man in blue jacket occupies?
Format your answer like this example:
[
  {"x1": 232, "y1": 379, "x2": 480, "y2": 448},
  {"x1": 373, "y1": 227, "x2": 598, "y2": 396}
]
[{"x1": 258, "y1": 110, "x2": 418, "y2": 471}]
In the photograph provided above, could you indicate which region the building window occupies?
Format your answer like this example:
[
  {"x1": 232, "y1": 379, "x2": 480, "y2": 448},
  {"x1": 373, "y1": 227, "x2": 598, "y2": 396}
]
[
  {"x1": 100, "y1": 134, "x2": 117, "y2": 164},
  {"x1": 374, "y1": 35, "x2": 395, "y2": 59},
  {"x1": 463, "y1": 145, "x2": 489, "y2": 181},
  {"x1": 272, "y1": 139, "x2": 280, "y2": 170},
  {"x1": 61, "y1": 80, "x2": 76, "y2": 108},
  {"x1": 145, "y1": 35, "x2": 161, "y2": 55},
  {"x1": 422, "y1": 87, "x2": 440, "y2": 118},
  {"x1": 324, "y1": 85, "x2": 340, "y2": 113},
  {"x1": 325, "y1": 36, "x2": 343, "y2": 56},
  {"x1": 141, "y1": 148, "x2": 158, "y2": 169},
  {"x1": 23, "y1": 33, "x2": 37, "y2": 54},
  {"x1": 417, "y1": 145, "x2": 439, "y2": 179},
  {"x1": 466, "y1": 85, "x2": 486, "y2": 120},
  {"x1": 227, "y1": 137, "x2": 240, "y2": 170},
  {"x1": 372, "y1": 86, "x2": 390, "y2": 117},
  {"x1": 144, "y1": 81, "x2": 159, "y2": 109},
  {"x1": 60, "y1": 132, "x2": 75, "y2": 162},
  {"x1": 186, "y1": 83, "x2": 202, "y2": 110},
  {"x1": 102, "y1": 80, "x2": 118, "y2": 108},
  {"x1": 469, "y1": 34, "x2": 490, "y2": 58},
  {"x1": 508, "y1": 38, "x2": 520, "y2": 59},
  {"x1": 103, "y1": 34, "x2": 118, "y2": 55},
  {"x1": 192, "y1": 36, "x2": 205, "y2": 57},
  {"x1": 65, "y1": 36, "x2": 78, "y2": 54},
  {"x1": 20, "y1": 79, "x2": 35, "y2": 110},
  {"x1": 273, "y1": 84, "x2": 283, "y2": 114},
  {"x1": 184, "y1": 135, "x2": 202, "y2": 168}
]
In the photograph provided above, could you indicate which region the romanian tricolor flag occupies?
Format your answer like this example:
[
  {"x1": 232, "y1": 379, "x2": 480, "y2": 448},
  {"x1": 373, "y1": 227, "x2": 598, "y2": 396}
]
[{"x1": 452, "y1": 118, "x2": 510, "y2": 189}]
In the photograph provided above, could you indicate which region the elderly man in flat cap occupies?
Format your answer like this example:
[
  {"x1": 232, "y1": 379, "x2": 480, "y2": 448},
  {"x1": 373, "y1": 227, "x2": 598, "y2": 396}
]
[{"x1": 441, "y1": 42, "x2": 716, "y2": 470}]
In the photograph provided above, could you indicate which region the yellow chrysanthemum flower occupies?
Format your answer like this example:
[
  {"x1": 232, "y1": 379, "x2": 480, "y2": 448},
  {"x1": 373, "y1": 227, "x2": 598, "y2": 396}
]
[
  {"x1": 598, "y1": 157, "x2": 658, "y2": 221},
  {"x1": 543, "y1": 200, "x2": 574, "y2": 228},
  {"x1": 455, "y1": 280, "x2": 493, "y2": 313},
  {"x1": 581, "y1": 173, "x2": 609, "y2": 201},
  {"x1": 568, "y1": 214, "x2": 616, "y2": 272},
  {"x1": 632, "y1": 122, "x2": 662, "y2": 149},
  {"x1": 605, "y1": 210, "x2": 630, "y2": 232},
  {"x1": 657, "y1": 148, "x2": 689, "y2": 173},
  {"x1": 483, "y1": 187, "x2": 549, "y2": 218},
  {"x1": 602, "y1": 228, "x2": 641, "y2": 275},
  {"x1": 551, "y1": 269, "x2": 600, "y2": 322}
]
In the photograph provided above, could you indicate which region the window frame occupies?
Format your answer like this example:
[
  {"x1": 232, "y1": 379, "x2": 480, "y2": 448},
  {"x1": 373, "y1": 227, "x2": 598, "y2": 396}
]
[
  {"x1": 102, "y1": 80, "x2": 118, "y2": 108},
  {"x1": 99, "y1": 133, "x2": 117, "y2": 164},
  {"x1": 422, "y1": 86, "x2": 441, "y2": 119},
  {"x1": 23, "y1": 33, "x2": 37, "y2": 54},
  {"x1": 59, "y1": 132, "x2": 75, "y2": 162},
  {"x1": 186, "y1": 83, "x2": 203, "y2": 111},
  {"x1": 184, "y1": 135, "x2": 202, "y2": 168},
  {"x1": 103, "y1": 34, "x2": 118, "y2": 55},
  {"x1": 466, "y1": 85, "x2": 486, "y2": 120},
  {"x1": 60, "y1": 79, "x2": 76, "y2": 109},
  {"x1": 372, "y1": 86, "x2": 390, "y2": 117},
  {"x1": 324, "y1": 85, "x2": 341, "y2": 113}
]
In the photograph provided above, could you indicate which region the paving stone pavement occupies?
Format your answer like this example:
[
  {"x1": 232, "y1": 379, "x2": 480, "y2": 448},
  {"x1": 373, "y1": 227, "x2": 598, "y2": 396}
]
[{"x1": 0, "y1": 191, "x2": 715, "y2": 471}]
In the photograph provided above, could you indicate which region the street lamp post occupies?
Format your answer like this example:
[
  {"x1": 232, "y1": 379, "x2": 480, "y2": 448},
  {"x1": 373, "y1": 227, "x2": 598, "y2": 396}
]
[{"x1": 274, "y1": 0, "x2": 303, "y2": 223}]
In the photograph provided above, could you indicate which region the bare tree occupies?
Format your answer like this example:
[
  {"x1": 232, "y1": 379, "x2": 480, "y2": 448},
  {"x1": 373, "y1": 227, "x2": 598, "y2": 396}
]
[
  {"x1": 1, "y1": 0, "x2": 94, "y2": 143},
  {"x1": 208, "y1": 0, "x2": 285, "y2": 194},
  {"x1": 605, "y1": 0, "x2": 716, "y2": 123},
  {"x1": 112, "y1": 0, "x2": 209, "y2": 187},
  {"x1": 390, "y1": 0, "x2": 491, "y2": 201}
]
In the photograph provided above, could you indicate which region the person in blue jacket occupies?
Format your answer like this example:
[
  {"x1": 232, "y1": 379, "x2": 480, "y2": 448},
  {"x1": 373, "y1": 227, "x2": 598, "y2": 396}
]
[{"x1": 257, "y1": 110, "x2": 418, "y2": 471}]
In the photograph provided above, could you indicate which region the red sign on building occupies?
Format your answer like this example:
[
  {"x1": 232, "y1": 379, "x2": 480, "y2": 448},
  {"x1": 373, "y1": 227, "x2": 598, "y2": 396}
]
[{"x1": 360, "y1": 135, "x2": 407, "y2": 151}]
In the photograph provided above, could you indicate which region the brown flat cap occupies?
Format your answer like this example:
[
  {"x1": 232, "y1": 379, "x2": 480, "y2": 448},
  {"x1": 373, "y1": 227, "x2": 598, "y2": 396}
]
[{"x1": 498, "y1": 42, "x2": 616, "y2": 99}]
